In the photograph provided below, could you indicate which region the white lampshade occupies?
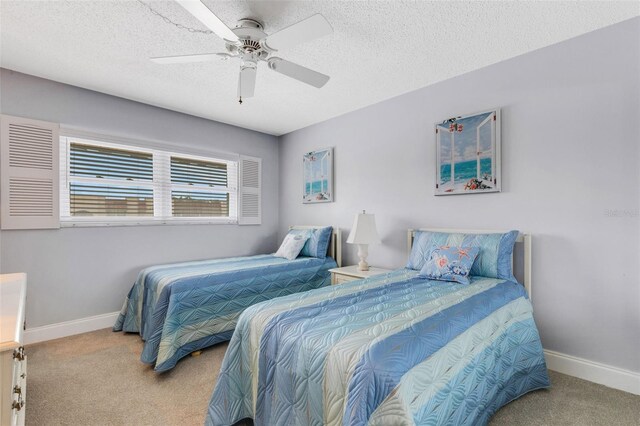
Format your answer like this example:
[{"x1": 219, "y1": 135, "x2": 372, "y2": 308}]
[{"x1": 346, "y1": 211, "x2": 381, "y2": 245}]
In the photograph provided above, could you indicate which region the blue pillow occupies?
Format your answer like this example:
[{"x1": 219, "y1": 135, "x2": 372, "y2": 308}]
[
  {"x1": 419, "y1": 245, "x2": 480, "y2": 285},
  {"x1": 407, "y1": 230, "x2": 519, "y2": 280},
  {"x1": 406, "y1": 231, "x2": 449, "y2": 270},
  {"x1": 289, "y1": 226, "x2": 333, "y2": 259}
]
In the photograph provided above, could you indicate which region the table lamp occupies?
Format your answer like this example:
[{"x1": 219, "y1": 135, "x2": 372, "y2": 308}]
[{"x1": 346, "y1": 210, "x2": 381, "y2": 271}]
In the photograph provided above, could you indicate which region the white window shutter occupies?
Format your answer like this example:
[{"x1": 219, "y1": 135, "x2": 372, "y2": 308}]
[
  {"x1": 1, "y1": 115, "x2": 60, "y2": 229},
  {"x1": 238, "y1": 155, "x2": 261, "y2": 225}
]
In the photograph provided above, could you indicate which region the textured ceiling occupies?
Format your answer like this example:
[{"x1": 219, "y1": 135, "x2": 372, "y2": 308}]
[{"x1": 1, "y1": 1, "x2": 638, "y2": 136}]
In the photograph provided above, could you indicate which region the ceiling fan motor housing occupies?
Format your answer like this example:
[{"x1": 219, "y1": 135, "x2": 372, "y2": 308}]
[{"x1": 226, "y1": 19, "x2": 270, "y2": 60}]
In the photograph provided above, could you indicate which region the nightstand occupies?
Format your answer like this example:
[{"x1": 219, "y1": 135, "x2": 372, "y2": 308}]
[{"x1": 328, "y1": 265, "x2": 392, "y2": 285}]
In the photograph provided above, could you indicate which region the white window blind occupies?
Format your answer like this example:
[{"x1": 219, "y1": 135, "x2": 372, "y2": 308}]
[
  {"x1": 60, "y1": 136, "x2": 241, "y2": 225},
  {"x1": 170, "y1": 156, "x2": 233, "y2": 218},
  {"x1": 67, "y1": 142, "x2": 154, "y2": 217}
]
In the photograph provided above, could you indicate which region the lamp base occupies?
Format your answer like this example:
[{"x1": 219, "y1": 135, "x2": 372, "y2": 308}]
[
  {"x1": 357, "y1": 260, "x2": 370, "y2": 271},
  {"x1": 357, "y1": 244, "x2": 370, "y2": 271}
]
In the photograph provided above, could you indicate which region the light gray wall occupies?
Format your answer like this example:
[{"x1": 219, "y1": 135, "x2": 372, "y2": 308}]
[
  {"x1": 279, "y1": 18, "x2": 640, "y2": 373},
  {"x1": 0, "y1": 69, "x2": 280, "y2": 328}
]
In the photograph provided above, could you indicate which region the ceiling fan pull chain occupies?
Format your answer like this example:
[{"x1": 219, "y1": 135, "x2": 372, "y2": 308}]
[{"x1": 136, "y1": 0, "x2": 213, "y2": 35}]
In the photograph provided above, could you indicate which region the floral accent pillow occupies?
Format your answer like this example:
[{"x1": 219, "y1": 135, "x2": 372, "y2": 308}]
[
  {"x1": 275, "y1": 232, "x2": 310, "y2": 260},
  {"x1": 418, "y1": 245, "x2": 480, "y2": 285}
]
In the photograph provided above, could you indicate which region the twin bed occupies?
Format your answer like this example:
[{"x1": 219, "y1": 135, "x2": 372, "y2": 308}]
[
  {"x1": 114, "y1": 226, "x2": 341, "y2": 372},
  {"x1": 205, "y1": 228, "x2": 549, "y2": 426},
  {"x1": 115, "y1": 226, "x2": 549, "y2": 425}
]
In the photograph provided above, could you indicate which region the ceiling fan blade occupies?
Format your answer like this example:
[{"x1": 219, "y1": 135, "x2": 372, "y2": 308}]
[
  {"x1": 268, "y1": 58, "x2": 329, "y2": 88},
  {"x1": 238, "y1": 66, "x2": 257, "y2": 98},
  {"x1": 262, "y1": 14, "x2": 332, "y2": 51},
  {"x1": 150, "y1": 53, "x2": 230, "y2": 64},
  {"x1": 175, "y1": 0, "x2": 239, "y2": 43}
]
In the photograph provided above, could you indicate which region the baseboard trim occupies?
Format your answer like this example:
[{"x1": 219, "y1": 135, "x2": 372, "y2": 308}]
[
  {"x1": 24, "y1": 311, "x2": 120, "y2": 345},
  {"x1": 544, "y1": 349, "x2": 640, "y2": 395}
]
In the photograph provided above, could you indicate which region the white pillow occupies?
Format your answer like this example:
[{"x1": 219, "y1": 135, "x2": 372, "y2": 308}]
[{"x1": 275, "y1": 232, "x2": 309, "y2": 260}]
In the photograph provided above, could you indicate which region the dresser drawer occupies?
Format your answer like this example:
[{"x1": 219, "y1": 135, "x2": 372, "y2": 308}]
[
  {"x1": 10, "y1": 349, "x2": 26, "y2": 426},
  {"x1": 1, "y1": 273, "x2": 27, "y2": 426},
  {"x1": 14, "y1": 355, "x2": 26, "y2": 426},
  {"x1": 12, "y1": 347, "x2": 25, "y2": 382}
]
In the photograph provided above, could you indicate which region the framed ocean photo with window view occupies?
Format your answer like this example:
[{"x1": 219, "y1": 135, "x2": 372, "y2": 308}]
[
  {"x1": 435, "y1": 109, "x2": 501, "y2": 195},
  {"x1": 303, "y1": 147, "x2": 333, "y2": 203}
]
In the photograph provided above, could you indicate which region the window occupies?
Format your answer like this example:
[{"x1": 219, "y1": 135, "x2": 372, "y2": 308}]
[
  {"x1": 170, "y1": 156, "x2": 231, "y2": 217},
  {"x1": 60, "y1": 136, "x2": 239, "y2": 225},
  {"x1": 67, "y1": 143, "x2": 154, "y2": 217}
]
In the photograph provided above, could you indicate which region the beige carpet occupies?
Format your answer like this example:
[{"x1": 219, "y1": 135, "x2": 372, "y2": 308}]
[{"x1": 24, "y1": 328, "x2": 640, "y2": 426}]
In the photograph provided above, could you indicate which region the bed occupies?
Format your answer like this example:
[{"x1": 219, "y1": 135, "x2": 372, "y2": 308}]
[
  {"x1": 113, "y1": 226, "x2": 342, "y2": 372},
  {"x1": 206, "y1": 228, "x2": 549, "y2": 425}
]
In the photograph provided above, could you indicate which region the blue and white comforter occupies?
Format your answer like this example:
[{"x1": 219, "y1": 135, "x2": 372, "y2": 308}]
[
  {"x1": 207, "y1": 269, "x2": 549, "y2": 425},
  {"x1": 113, "y1": 254, "x2": 336, "y2": 372}
]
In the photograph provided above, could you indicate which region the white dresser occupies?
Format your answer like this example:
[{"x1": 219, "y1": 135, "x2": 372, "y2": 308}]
[{"x1": 0, "y1": 273, "x2": 27, "y2": 426}]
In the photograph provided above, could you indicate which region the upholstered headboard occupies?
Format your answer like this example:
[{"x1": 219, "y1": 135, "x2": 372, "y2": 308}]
[
  {"x1": 407, "y1": 228, "x2": 532, "y2": 300},
  {"x1": 289, "y1": 225, "x2": 342, "y2": 267}
]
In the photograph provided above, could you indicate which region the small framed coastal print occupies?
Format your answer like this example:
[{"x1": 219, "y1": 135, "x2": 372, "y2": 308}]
[
  {"x1": 435, "y1": 109, "x2": 501, "y2": 195},
  {"x1": 303, "y1": 147, "x2": 333, "y2": 203}
]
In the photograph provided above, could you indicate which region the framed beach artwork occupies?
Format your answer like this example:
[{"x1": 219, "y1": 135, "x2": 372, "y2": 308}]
[
  {"x1": 435, "y1": 109, "x2": 501, "y2": 195},
  {"x1": 303, "y1": 147, "x2": 333, "y2": 203}
]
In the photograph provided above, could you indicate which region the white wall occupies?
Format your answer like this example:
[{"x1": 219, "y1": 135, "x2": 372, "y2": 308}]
[
  {"x1": 0, "y1": 69, "x2": 280, "y2": 328},
  {"x1": 278, "y1": 18, "x2": 640, "y2": 373}
]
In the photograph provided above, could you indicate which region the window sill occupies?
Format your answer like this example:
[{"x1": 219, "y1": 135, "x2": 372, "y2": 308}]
[{"x1": 60, "y1": 218, "x2": 238, "y2": 228}]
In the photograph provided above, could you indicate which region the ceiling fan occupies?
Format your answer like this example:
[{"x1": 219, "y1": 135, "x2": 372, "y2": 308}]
[{"x1": 151, "y1": 0, "x2": 333, "y2": 104}]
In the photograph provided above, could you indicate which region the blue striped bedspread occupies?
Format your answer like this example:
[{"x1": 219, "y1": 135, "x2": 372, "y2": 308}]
[
  {"x1": 206, "y1": 268, "x2": 549, "y2": 425},
  {"x1": 113, "y1": 254, "x2": 336, "y2": 372}
]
